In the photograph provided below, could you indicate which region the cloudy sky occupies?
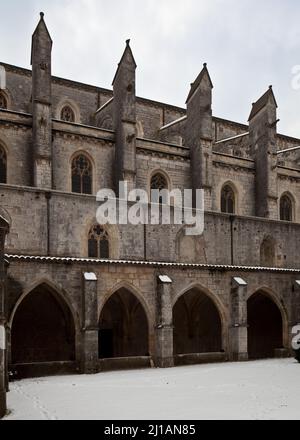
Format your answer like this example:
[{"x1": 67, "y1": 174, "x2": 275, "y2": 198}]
[{"x1": 1, "y1": 0, "x2": 300, "y2": 137}]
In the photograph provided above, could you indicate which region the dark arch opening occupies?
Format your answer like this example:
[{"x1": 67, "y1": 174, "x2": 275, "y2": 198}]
[
  {"x1": 247, "y1": 291, "x2": 283, "y2": 359},
  {"x1": 71, "y1": 153, "x2": 92, "y2": 195},
  {"x1": 151, "y1": 172, "x2": 168, "y2": 204},
  {"x1": 280, "y1": 194, "x2": 293, "y2": 222},
  {"x1": 99, "y1": 288, "x2": 149, "y2": 359},
  {"x1": 0, "y1": 145, "x2": 7, "y2": 184},
  {"x1": 88, "y1": 224, "x2": 109, "y2": 259},
  {"x1": 11, "y1": 284, "x2": 76, "y2": 364},
  {"x1": 221, "y1": 184, "x2": 235, "y2": 214},
  {"x1": 173, "y1": 288, "x2": 222, "y2": 355},
  {"x1": 0, "y1": 92, "x2": 7, "y2": 110},
  {"x1": 61, "y1": 105, "x2": 75, "y2": 123}
]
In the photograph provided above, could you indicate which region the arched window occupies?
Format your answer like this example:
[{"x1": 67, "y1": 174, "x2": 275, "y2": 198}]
[
  {"x1": 0, "y1": 146, "x2": 7, "y2": 184},
  {"x1": 221, "y1": 184, "x2": 235, "y2": 214},
  {"x1": 88, "y1": 225, "x2": 109, "y2": 259},
  {"x1": 0, "y1": 92, "x2": 7, "y2": 110},
  {"x1": 280, "y1": 194, "x2": 293, "y2": 222},
  {"x1": 71, "y1": 153, "x2": 92, "y2": 194},
  {"x1": 61, "y1": 105, "x2": 75, "y2": 123},
  {"x1": 151, "y1": 172, "x2": 168, "y2": 204},
  {"x1": 151, "y1": 173, "x2": 168, "y2": 191}
]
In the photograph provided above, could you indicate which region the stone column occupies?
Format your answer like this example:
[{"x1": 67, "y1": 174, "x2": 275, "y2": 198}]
[
  {"x1": 113, "y1": 40, "x2": 137, "y2": 194},
  {"x1": 155, "y1": 275, "x2": 174, "y2": 368},
  {"x1": 185, "y1": 63, "x2": 213, "y2": 210},
  {"x1": 229, "y1": 277, "x2": 248, "y2": 361},
  {"x1": 0, "y1": 219, "x2": 9, "y2": 419},
  {"x1": 249, "y1": 86, "x2": 278, "y2": 219},
  {"x1": 31, "y1": 13, "x2": 53, "y2": 189},
  {"x1": 291, "y1": 280, "x2": 300, "y2": 325},
  {"x1": 81, "y1": 272, "x2": 99, "y2": 374},
  {"x1": 290, "y1": 280, "x2": 300, "y2": 353},
  {"x1": 0, "y1": 320, "x2": 6, "y2": 419}
]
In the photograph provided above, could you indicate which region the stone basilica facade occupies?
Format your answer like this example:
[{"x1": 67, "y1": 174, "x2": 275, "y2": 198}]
[{"x1": 0, "y1": 13, "x2": 300, "y2": 378}]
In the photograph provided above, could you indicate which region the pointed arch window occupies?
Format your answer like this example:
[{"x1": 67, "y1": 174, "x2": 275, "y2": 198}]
[
  {"x1": 0, "y1": 146, "x2": 7, "y2": 184},
  {"x1": 71, "y1": 153, "x2": 92, "y2": 194},
  {"x1": 151, "y1": 172, "x2": 168, "y2": 204},
  {"x1": 61, "y1": 105, "x2": 75, "y2": 123},
  {"x1": 151, "y1": 173, "x2": 168, "y2": 191},
  {"x1": 280, "y1": 194, "x2": 293, "y2": 222},
  {"x1": 88, "y1": 225, "x2": 109, "y2": 259},
  {"x1": 221, "y1": 184, "x2": 235, "y2": 214},
  {"x1": 0, "y1": 93, "x2": 7, "y2": 110}
]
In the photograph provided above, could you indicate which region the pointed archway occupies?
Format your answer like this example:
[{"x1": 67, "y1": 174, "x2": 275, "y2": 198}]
[
  {"x1": 99, "y1": 288, "x2": 149, "y2": 359},
  {"x1": 247, "y1": 291, "x2": 283, "y2": 359},
  {"x1": 11, "y1": 283, "x2": 76, "y2": 365},
  {"x1": 173, "y1": 287, "x2": 223, "y2": 356}
]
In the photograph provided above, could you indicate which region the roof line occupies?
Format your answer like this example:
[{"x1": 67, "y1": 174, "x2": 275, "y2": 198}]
[
  {"x1": 277, "y1": 132, "x2": 300, "y2": 144},
  {"x1": 2, "y1": 62, "x2": 300, "y2": 142},
  {"x1": 5, "y1": 254, "x2": 300, "y2": 273}
]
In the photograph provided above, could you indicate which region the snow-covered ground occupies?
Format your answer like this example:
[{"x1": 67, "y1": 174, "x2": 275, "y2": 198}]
[{"x1": 4, "y1": 358, "x2": 300, "y2": 420}]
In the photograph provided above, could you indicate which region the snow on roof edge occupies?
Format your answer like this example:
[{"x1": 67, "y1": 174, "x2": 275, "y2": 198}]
[{"x1": 5, "y1": 254, "x2": 300, "y2": 273}]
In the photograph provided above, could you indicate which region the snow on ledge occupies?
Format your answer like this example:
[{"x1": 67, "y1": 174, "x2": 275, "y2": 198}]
[
  {"x1": 158, "y1": 275, "x2": 172, "y2": 284},
  {"x1": 84, "y1": 272, "x2": 97, "y2": 281}
]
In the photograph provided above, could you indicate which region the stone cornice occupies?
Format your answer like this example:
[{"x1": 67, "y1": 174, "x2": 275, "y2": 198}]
[
  {"x1": 0, "y1": 109, "x2": 32, "y2": 129},
  {"x1": 52, "y1": 120, "x2": 114, "y2": 143},
  {"x1": 137, "y1": 147, "x2": 189, "y2": 162},
  {"x1": 213, "y1": 160, "x2": 255, "y2": 173},
  {"x1": 278, "y1": 173, "x2": 300, "y2": 183}
]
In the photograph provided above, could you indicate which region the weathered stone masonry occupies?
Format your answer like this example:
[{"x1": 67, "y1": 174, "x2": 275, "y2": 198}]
[{"x1": 0, "y1": 13, "x2": 299, "y2": 377}]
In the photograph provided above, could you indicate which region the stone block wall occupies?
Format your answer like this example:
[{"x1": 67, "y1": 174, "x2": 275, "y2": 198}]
[
  {"x1": 5, "y1": 258, "x2": 300, "y2": 371},
  {"x1": 0, "y1": 184, "x2": 300, "y2": 270}
]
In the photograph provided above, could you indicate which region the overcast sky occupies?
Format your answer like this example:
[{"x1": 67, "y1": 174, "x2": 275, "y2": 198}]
[{"x1": 1, "y1": 0, "x2": 300, "y2": 137}]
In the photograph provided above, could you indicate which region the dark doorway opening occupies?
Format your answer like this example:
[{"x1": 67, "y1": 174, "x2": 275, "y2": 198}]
[
  {"x1": 173, "y1": 288, "x2": 223, "y2": 355},
  {"x1": 11, "y1": 284, "x2": 75, "y2": 365},
  {"x1": 247, "y1": 292, "x2": 283, "y2": 359},
  {"x1": 99, "y1": 288, "x2": 149, "y2": 359},
  {"x1": 99, "y1": 329, "x2": 114, "y2": 359}
]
